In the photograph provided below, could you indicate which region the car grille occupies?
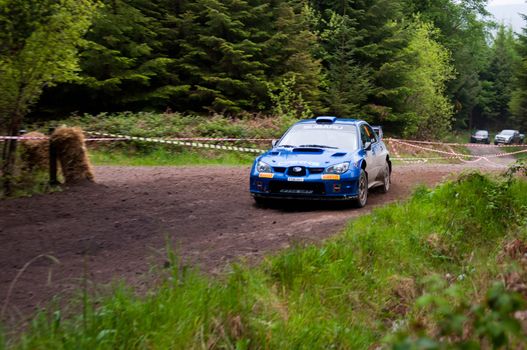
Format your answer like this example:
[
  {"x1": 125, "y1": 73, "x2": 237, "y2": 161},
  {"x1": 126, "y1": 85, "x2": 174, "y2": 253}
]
[
  {"x1": 273, "y1": 167, "x2": 286, "y2": 173},
  {"x1": 269, "y1": 181, "x2": 325, "y2": 195},
  {"x1": 287, "y1": 166, "x2": 307, "y2": 177},
  {"x1": 308, "y1": 167, "x2": 325, "y2": 174}
]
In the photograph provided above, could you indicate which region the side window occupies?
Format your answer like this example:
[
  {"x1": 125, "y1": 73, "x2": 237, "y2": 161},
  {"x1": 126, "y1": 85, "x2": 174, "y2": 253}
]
[
  {"x1": 360, "y1": 125, "x2": 368, "y2": 146},
  {"x1": 364, "y1": 125, "x2": 377, "y2": 143}
]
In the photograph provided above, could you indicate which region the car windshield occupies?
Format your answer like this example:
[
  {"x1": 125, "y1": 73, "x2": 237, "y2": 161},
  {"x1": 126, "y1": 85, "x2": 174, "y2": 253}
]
[
  {"x1": 475, "y1": 131, "x2": 487, "y2": 136},
  {"x1": 278, "y1": 124, "x2": 358, "y2": 150},
  {"x1": 501, "y1": 130, "x2": 515, "y2": 135}
]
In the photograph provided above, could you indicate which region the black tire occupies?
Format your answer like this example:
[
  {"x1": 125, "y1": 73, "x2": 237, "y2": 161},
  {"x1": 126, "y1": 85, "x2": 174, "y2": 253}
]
[
  {"x1": 254, "y1": 197, "x2": 271, "y2": 207},
  {"x1": 379, "y1": 162, "x2": 391, "y2": 194},
  {"x1": 353, "y1": 169, "x2": 368, "y2": 208}
]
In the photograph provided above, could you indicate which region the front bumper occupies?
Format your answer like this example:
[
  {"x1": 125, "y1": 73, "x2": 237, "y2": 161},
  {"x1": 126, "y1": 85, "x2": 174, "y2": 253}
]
[
  {"x1": 249, "y1": 169, "x2": 361, "y2": 200},
  {"x1": 471, "y1": 137, "x2": 488, "y2": 143},
  {"x1": 494, "y1": 138, "x2": 512, "y2": 144}
]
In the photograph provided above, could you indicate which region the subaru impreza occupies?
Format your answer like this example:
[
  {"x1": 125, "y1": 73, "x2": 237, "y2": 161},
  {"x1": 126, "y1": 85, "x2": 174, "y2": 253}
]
[{"x1": 250, "y1": 116, "x2": 391, "y2": 207}]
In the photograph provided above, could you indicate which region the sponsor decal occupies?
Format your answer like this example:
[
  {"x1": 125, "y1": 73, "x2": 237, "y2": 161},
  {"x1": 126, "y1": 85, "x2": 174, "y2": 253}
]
[
  {"x1": 277, "y1": 161, "x2": 320, "y2": 166},
  {"x1": 322, "y1": 174, "x2": 340, "y2": 180},
  {"x1": 303, "y1": 125, "x2": 344, "y2": 130},
  {"x1": 259, "y1": 173, "x2": 274, "y2": 179},
  {"x1": 287, "y1": 177, "x2": 305, "y2": 182}
]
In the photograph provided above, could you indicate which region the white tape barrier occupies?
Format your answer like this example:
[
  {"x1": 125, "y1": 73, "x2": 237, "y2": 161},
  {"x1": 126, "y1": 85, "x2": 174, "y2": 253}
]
[
  {"x1": 0, "y1": 135, "x2": 128, "y2": 142},
  {"x1": 0, "y1": 136, "x2": 48, "y2": 140},
  {"x1": 2, "y1": 132, "x2": 527, "y2": 160},
  {"x1": 385, "y1": 137, "x2": 527, "y2": 148},
  {"x1": 88, "y1": 132, "x2": 266, "y2": 154},
  {"x1": 391, "y1": 139, "x2": 527, "y2": 159},
  {"x1": 391, "y1": 139, "x2": 478, "y2": 159}
]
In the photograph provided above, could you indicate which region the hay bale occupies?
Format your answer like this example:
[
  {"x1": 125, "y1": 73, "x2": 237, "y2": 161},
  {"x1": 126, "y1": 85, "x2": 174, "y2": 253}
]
[
  {"x1": 50, "y1": 127, "x2": 94, "y2": 183},
  {"x1": 20, "y1": 131, "x2": 49, "y2": 171}
]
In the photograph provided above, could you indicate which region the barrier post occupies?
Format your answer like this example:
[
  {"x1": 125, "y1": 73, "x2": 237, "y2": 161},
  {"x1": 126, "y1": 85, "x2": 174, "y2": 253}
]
[{"x1": 49, "y1": 127, "x2": 59, "y2": 185}]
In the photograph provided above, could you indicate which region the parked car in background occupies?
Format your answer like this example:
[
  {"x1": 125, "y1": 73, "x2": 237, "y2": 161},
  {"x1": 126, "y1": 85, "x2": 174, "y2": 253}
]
[
  {"x1": 494, "y1": 130, "x2": 524, "y2": 145},
  {"x1": 249, "y1": 116, "x2": 391, "y2": 208},
  {"x1": 470, "y1": 130, "x2": 490, "y2": 144}
]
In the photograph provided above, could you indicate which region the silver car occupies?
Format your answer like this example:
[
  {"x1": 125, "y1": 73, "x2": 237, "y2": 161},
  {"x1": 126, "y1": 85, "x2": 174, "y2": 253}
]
[{"x1": 494, "y1": 130, "x2": 524, "y2": 145}]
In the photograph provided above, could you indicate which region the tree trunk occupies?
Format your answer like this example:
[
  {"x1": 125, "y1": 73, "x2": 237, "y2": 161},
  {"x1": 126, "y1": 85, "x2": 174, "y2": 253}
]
[
  {"x1": 2, "y1": 115, "x2": 22, "y2": 196},
  {"x1": 468, "y1": 107, "x2": 474, "y2": 131}
]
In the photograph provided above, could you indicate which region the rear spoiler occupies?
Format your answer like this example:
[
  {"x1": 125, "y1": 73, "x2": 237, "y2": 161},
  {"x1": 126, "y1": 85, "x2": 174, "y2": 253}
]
[{"x1": 372, "y1": 125, "x2": 383, "y2": 139}]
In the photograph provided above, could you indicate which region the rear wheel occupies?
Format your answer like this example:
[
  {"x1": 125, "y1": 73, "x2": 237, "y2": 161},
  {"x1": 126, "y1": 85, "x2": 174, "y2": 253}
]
[
  {"x1": 353, "y1": 170, "x2": 368, "y2": 208},
  {"x1": 379, "y1": 162, "x2": 391, "y2": 194}
]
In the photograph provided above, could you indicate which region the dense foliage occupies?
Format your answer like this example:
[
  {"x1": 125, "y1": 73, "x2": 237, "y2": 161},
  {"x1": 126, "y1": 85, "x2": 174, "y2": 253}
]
[
  {"x1": 5, "y1": 0, "x2": 514, "y2": 139},
  {"x1": 2, "y1": 0, "x2": 527, "y2": 138},
  {"x1": 0, "y1": 0, "x2": 97, "y2": 194},
  {"x1": 511, "y1": 15, "x2": 527, "y2": 132}
]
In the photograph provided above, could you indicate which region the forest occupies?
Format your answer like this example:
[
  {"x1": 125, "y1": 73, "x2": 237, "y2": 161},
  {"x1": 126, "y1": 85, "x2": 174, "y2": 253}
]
[{"x1": 1, "y1": 0, "x2": 527, "y2": 140}]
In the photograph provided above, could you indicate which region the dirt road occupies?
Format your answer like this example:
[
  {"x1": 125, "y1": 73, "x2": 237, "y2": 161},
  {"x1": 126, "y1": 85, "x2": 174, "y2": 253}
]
[
  {"x1": 0, "y1": 164, "x2": 499, "y2": 321},
  {"x1": 468, "y1": 144, "x2": 517, "y2": 167}
]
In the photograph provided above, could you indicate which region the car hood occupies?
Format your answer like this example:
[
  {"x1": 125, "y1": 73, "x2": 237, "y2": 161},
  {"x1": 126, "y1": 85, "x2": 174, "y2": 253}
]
[
  {"x1": 258, "y1": 147, "x2": 361, "y2": 168},
  {"x1": 496, "y1": 133, "x2": 512, "y2": 138}
]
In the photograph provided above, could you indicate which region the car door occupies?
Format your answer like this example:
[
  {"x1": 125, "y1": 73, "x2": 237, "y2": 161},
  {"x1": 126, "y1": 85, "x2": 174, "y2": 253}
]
[
  {"x1": 365, "y1": 124, "x2": 385, "y2": 180},
  {"x1": 359, "y1": 124, "x2": 379, "y2": 184}
]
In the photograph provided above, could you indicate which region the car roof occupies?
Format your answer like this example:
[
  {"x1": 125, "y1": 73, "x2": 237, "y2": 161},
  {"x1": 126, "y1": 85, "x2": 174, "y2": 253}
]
[{"x1": 296, "y1": 117, "x2": 363, "y2": 125}]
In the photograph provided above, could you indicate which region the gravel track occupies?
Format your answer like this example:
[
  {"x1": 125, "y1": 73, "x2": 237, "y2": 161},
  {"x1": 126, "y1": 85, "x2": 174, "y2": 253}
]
[{"x1": 0, "y1": 163, "x2": 503, "y2": 322}]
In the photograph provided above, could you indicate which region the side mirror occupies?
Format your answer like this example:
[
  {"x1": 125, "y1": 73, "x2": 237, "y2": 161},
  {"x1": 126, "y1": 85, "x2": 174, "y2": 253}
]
[
  {"x1": 363, "y1": 141, "x2": 372, "y2": 151},
  {"x1": 272, "y1": 139, "x2": 278, "y2": 147}
]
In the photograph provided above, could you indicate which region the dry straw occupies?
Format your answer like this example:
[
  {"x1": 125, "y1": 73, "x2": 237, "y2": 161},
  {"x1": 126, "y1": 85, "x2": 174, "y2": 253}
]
[
  {"x1": 20, "y1": 131, "x2": 49, "y2": 171},
  {"x1": 50, "y1": 127, "x2": 95, "y2": 183}
]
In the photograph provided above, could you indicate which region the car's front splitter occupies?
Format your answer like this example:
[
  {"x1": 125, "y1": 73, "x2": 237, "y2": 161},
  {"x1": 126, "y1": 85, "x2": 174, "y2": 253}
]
[{"x1": 251, "y1": 192, "x2": 359, "y2": 201}]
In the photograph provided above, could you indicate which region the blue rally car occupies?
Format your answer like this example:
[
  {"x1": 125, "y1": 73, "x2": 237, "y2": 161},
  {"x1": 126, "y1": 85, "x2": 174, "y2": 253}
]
[{"x1": 249, "y1": 116, "x2": 391, "y2": 207}]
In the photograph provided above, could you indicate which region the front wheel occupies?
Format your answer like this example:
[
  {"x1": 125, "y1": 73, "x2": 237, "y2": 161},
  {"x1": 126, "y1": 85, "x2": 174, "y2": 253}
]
[
  {"x1": 379, "y1": 162, "x2": 391, "y2": 194},
  {"x1": 254, "y1": 197, "x2": 271, "y2": 208},
  {"x1": 353, "y1": 170, "x2": 368, "y2": 208}
]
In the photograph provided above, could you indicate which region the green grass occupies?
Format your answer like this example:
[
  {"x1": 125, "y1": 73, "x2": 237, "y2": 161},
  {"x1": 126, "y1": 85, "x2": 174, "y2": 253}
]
[
  {"x1": 88, "y1": 146, "x2": 255, "y2": 167},
  {"x1": 1, "y1": 170, "x2": 62, "y2": 199},
  {"x1": 3, "y1": 171, "x2": 527, "y2": 349},
  {"x1": 505, "y1": 146, "x2": 527, "y2": 160},
  {"x1": 441, "y1": 129, "x2": 472, "y2": 144}
]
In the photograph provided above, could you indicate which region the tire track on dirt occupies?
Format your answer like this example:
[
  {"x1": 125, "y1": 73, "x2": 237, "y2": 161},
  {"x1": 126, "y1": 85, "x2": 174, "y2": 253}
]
[{"x1": 0, "y1": 163, "x2": 496, "y2": 322}]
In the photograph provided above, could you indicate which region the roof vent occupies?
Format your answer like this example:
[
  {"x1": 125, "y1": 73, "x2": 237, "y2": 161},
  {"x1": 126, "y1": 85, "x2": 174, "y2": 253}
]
[{"x1": 315, "y1": 116, "x2": 337, "y2": 124}]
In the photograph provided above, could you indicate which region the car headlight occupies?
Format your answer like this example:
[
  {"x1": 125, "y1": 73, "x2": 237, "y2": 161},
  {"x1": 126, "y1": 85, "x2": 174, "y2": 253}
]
[
  {"x1": 256, "y1": 161, "x2": 273, "y2": 173},
  {"x1": 325, "y1": 162, "x2": 350, "y2": 174}
]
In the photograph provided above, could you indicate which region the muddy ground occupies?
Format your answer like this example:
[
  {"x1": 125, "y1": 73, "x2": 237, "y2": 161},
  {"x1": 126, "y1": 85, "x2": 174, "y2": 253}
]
[{"x1": 0, "y1": 162, "x2": 510, "y2": 323}]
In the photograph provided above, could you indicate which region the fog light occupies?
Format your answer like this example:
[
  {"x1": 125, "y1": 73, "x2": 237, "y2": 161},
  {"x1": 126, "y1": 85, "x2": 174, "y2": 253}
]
[
  {"x1": 256, "y1": 181, "x2": 263, "y2": 190},
  {"x1": 333, "y1": 184, "x2": 341, "y2": 193}
]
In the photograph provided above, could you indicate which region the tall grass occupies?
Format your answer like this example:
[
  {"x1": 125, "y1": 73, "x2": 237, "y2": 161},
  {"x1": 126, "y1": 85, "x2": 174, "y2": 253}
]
[
  {"x1": 88, "y1": 147, "x2": 255, "y2": 167},
  {"x1": 506, "y1": 146, "x2": 527, "y2": 160},
  {"x1": 3, "y1": 172, "x2": 527, "y2": 349}
]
